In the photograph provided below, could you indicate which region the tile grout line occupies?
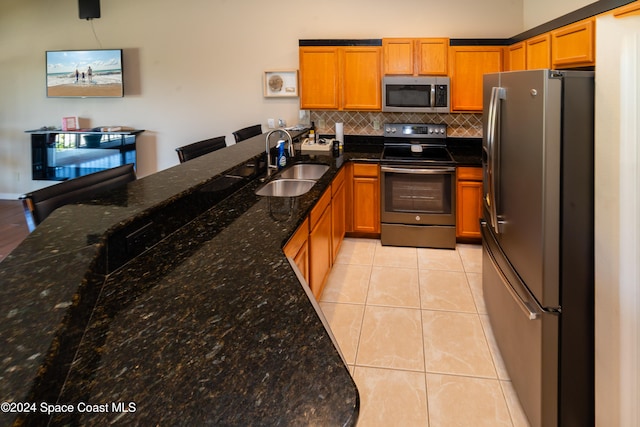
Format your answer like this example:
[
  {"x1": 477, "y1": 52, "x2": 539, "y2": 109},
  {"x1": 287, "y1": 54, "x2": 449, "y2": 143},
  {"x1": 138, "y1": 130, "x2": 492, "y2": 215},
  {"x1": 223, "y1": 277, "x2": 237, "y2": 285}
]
[
  {"x1": 351, "y1": 239, "x2": 375, "y2": 375},
  {"x1": 416, "y1": 246, "x2": 432, "y2": 425}
]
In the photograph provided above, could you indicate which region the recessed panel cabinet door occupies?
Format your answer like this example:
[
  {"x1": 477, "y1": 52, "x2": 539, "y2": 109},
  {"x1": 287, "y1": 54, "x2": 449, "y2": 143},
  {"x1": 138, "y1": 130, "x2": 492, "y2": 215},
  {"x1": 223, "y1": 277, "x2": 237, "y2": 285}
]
[
  {"x1": 506, "y1": 42, "x2": 526, "y2": 71},
  {"x1": 342, "y1": 46, "x2": 382, "y2": 110},
  {"x1": 309, "y1": 203, "x2": 332, "y2": 299},
  {"x1": 351, "y1": 163, "x2": 380, "y2": 234},
  {"x1": 383, "y1": 38, "x2": 414, "y2": 75},
  {"x1": 526, "y1": 34, "x2": 551, "y2": 70},
  {"x1": 449, "y1": 46, "x2": 503, "y2": 112},
  {"x1": 456, "y1": 167, "x2": 483, "y2": 239},
  {"x1": 416, "y1": 38, "x2": 448, "y2": 75},
  {"x1": 331, "y1": 168, "x2": 346, "y2": 261},
  {"x1": 299, "y1": 47, "x2": 340, "y2": 110},
  {"x1": 551, "y1": 18, "x2": 595, "y2": 68}
]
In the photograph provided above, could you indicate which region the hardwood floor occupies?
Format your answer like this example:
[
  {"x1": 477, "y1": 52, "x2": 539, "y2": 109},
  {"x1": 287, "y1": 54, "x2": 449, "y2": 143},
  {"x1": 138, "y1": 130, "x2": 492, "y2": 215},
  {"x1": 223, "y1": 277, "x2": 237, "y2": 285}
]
[{"x1": 0, "y1": 200, "x2": 29, "y2": 263}]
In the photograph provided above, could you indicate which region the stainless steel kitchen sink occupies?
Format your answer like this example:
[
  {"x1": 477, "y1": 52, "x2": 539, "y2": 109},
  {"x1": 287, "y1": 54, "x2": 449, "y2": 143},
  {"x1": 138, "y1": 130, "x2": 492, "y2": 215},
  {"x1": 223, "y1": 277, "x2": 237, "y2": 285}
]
[
  {"x1": 278, "y1": 164, "x2": 329, "y2": 180},
  {"x1": 255, "y1": 179, "x2": 316, "y2": 197}
]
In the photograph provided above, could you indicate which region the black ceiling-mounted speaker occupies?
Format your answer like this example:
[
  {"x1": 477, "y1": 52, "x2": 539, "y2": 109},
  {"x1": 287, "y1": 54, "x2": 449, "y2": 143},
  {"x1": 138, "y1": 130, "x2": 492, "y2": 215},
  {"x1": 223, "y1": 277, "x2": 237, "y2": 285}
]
[{"x1": 79, "y1": 0, "x2": 100, "y2": 19}]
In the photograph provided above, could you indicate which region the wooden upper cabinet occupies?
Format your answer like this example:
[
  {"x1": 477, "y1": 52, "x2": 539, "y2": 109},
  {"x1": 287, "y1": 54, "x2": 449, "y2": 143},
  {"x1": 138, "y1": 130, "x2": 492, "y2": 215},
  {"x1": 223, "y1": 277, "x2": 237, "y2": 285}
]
[
  {"x1": 342, "y1": 46, "x2": 382, "y2": 110},
  {"x1": 383, "y1": 38, "x2": 448, "y2": 75},
  {"x1": 551, "y1": 17, "x2": 595, "y2": 68},
  {"x1": 416, "y1": 38, "x2": 449, "y2": 75},
  {"x1": 300, "y1": 44, "x2": 381, "y2": 111},
  {"x1": 449, "y1": 45, "x2": 503, "y2": 112},
  {"x1": 526, "y1": 33, "x2": 551, "y2": 70},
  {"x1": 383, "y1": 38, "x2": 414, "y2": 74},
  {"x1": 506, "y1": 41, "x2": 526, "y2": 71},
  {"x1": 299, "y1": 46, "x2": 340, "y2": 110}
]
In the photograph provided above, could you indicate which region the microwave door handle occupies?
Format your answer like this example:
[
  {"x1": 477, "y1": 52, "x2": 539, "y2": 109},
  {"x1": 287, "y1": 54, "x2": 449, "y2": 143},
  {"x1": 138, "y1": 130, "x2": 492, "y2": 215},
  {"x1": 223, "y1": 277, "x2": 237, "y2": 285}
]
[{"x1": 430, "y1": 85, "x2": 436, "y2": 108}]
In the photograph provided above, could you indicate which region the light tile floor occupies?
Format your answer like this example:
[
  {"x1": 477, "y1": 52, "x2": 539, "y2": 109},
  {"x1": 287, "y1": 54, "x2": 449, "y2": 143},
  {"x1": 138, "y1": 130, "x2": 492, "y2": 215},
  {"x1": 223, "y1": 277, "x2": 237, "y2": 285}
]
[{"x1": 319, "y1": 238, "x2": 530, "y2": 427}]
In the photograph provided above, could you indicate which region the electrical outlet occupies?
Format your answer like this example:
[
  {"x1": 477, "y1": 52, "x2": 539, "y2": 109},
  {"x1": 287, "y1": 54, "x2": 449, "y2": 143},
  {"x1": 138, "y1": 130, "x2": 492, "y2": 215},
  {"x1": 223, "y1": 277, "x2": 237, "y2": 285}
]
[{"x1": 267, "y1": 118, "x2": 275, "y2": 129}]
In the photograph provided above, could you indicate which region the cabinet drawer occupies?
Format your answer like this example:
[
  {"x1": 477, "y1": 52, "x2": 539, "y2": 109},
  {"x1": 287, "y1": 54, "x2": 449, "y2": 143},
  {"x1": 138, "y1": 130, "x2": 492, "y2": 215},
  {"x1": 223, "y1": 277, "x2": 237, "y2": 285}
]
[
  {"x1": 457, "y1": 166, "x2": 482, "y2": 181},
  {"x1": 352, "y1": 163, "x2": 379, "y2": 178},
  {"x1": 310, "y1": 188, "x2": 332, "y2": 229}
]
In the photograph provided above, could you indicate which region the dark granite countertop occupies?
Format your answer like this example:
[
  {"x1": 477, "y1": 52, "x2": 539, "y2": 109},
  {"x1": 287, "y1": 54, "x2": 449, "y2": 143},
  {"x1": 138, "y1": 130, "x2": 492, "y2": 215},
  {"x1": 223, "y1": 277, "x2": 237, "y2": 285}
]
[
  {"x1": 447, "y1": 137, "x2": 483, "y2": 166},
  {"x1": 0, "y1": 130, "x2": 477, "y2": 425},
  {"x1": 1, "y1": 129, "x2": 361, "y2": 426}
]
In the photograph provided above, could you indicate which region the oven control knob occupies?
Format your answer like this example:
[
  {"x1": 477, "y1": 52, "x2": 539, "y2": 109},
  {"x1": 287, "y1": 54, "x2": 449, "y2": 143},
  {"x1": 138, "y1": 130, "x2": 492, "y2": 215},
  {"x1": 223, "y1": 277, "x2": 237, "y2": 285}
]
[{"x1": 415, "y1": 215, "x2": 421, "y2": 221}]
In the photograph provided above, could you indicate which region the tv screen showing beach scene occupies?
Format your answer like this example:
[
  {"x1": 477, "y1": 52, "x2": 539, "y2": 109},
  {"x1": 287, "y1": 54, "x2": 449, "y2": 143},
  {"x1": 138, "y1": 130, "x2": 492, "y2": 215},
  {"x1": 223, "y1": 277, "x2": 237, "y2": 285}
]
[{"x1": 46, "y1": 49, "x2": 123, "y2": 98}]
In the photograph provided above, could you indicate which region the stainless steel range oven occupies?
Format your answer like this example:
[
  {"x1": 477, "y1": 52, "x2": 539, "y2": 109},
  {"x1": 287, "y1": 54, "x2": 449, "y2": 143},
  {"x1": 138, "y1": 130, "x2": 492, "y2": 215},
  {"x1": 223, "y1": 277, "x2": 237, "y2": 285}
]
[{"x1": 380, "y1": 123, "x2": 456, "y2": 249}]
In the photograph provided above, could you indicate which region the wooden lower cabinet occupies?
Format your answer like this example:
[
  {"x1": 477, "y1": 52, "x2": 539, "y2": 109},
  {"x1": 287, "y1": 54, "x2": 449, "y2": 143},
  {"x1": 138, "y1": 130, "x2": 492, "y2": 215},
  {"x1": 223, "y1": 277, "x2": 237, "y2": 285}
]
[
  {"x1": 285, "y1": 167, "x2": 348, "y2": 300},
  {"x1": 331, "y1": 167, "x2": 346, "y2": 262},
  {"x1": 284, "y1": 217, "x2": 310, "y2": 283},
  {"x1": 456, "y1": 167, "x2": 483, "y2": 241},
  {"x1": 309, "y1": 189, "x2": 333, "y2": 299},
  {"x1": 349, "y1": 163, "x2": 380, "y2": 234}
]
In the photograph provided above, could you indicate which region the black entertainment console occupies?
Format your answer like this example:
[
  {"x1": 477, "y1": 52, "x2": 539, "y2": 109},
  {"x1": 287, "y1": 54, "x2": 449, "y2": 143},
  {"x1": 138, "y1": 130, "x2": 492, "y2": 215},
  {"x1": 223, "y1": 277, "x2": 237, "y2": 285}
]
[{"x1": 25, "y1": 128, "x2": 144, "y2": 181}]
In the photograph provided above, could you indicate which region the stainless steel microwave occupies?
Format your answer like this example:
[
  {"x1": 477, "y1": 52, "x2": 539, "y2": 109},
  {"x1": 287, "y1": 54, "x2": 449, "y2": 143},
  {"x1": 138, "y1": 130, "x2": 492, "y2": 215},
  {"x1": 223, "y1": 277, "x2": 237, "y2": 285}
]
[{"x1": 382, "y1": 76, "x2": 450, "y2": 113}]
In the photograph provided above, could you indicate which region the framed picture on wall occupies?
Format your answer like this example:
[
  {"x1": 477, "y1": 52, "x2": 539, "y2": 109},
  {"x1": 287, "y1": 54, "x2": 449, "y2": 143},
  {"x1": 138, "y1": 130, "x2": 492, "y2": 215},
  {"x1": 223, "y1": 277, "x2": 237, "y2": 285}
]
[{"x1": 263, "y1": 70, "x2": 298, "y2": 97}]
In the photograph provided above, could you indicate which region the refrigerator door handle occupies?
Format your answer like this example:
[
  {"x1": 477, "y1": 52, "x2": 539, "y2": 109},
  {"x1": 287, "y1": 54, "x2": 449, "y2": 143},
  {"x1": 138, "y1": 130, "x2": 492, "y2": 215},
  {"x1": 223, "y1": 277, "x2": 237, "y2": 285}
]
[
  {"x1": 485, "y1": 86, "x2": 506, "y2": 234},
  {"x1": 482, "y1": 222, "x2": 543, "y2": 320}
]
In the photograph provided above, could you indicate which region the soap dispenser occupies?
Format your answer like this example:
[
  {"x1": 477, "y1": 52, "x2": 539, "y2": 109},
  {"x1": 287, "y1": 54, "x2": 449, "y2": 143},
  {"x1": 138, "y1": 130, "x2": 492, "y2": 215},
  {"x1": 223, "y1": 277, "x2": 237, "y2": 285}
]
[{"x1": 276, "y1": 140, "x2": 287, "y2": 169}]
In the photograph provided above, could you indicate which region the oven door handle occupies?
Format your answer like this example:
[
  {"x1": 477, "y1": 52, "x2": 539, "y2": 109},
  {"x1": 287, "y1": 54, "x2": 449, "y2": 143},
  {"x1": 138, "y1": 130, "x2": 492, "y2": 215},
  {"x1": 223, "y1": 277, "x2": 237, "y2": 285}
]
[{"x1": 381, "y1": 166, "x2": 456, "y2": 174}]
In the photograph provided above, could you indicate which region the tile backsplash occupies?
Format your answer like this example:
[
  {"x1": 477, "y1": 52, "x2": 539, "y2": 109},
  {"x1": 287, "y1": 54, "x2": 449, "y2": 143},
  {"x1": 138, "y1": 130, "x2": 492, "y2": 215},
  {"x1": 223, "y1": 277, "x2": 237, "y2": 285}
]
[{"x1": 310, "y1": 111, "x2": 483, "y2": 138}]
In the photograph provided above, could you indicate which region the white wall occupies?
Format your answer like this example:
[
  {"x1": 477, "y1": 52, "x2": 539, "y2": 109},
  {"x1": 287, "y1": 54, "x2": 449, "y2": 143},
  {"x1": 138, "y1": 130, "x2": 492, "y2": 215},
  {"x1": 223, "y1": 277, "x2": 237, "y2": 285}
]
[
  {"x1": 523, "y1": 0, "x2": 594, "y2": 28},
  {"x1": 594, "y1": 11, "x2": 640, "y2": 427},
  {"x1": 0, "y1": 0, "x2": 522, "y2": 198}
]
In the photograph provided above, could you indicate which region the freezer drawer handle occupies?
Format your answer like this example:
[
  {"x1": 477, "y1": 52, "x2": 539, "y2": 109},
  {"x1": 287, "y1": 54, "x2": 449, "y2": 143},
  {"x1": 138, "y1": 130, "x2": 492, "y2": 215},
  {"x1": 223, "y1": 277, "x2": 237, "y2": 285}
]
[{"x1": 483, "y1": 231, "x2": 542, "y2": 320}]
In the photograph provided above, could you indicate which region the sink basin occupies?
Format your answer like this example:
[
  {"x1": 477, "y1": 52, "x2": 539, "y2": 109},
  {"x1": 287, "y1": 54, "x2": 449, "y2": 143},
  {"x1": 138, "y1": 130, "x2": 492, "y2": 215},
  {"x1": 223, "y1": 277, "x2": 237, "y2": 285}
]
[
  {"x1": 255, "y1": 179, "x2": 316, "y2": 197},
  {"x1": 278, "y1": 163, "x2": 330, "y2": 180}
]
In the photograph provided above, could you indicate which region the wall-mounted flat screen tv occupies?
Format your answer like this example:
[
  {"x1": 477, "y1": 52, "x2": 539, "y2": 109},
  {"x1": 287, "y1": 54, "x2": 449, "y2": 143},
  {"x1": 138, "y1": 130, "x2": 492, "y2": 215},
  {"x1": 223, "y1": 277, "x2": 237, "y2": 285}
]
[{"x1": 46, "y1": 49, "x2": 124, "y2": 98}]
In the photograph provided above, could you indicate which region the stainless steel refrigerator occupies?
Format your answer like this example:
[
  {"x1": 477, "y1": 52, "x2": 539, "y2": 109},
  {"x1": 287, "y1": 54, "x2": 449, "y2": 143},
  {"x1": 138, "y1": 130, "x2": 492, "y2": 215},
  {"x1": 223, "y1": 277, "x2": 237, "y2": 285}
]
[{"x1": 481, "y1": 70, "x2": 594, "y2": 427}]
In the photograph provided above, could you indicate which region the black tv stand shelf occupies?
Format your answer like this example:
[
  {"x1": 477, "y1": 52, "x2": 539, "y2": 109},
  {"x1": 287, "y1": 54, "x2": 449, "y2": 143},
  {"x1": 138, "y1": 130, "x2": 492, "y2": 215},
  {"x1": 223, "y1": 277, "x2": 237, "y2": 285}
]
[{"x1": 25, "y1": 129, "x2": 144, "y2": 181}]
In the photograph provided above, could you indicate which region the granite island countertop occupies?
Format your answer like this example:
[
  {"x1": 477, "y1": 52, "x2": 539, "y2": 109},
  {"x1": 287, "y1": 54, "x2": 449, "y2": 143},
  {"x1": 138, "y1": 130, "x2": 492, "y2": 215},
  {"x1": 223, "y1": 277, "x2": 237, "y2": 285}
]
[
  {"x1": 0, "y1": 131, "x2": 478, "y2": 425},
  {"x1": 0, "y1": 129, "x2": 366, "y2": 426}
]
